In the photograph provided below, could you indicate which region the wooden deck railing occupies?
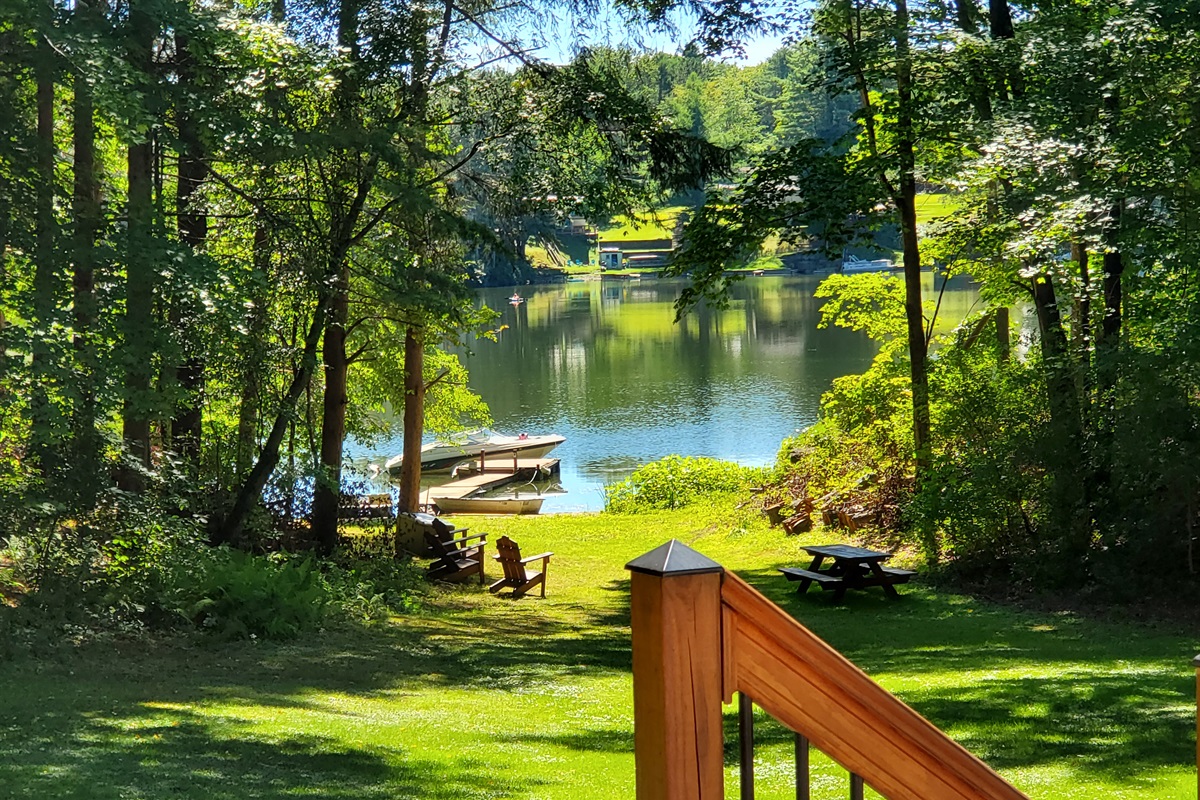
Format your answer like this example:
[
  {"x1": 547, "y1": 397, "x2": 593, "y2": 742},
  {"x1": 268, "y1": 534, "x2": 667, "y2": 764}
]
[
  {"x1": 627, "y1": 540, "x2": 1030, "y2": 800},
  {"x1": 1194, "y1": 654, "x2": 1200, "y2": 799}
]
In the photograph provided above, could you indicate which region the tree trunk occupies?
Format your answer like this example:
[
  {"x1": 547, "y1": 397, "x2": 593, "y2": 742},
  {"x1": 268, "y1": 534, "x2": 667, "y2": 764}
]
[
  {"x1": 234, "y1": 0, "x2": 284, "y2": 476},
  {"x1": 71, "y1": 12, "x2": 102, "y2": 491},
  {"x1": 170, "y1": 31, "x2": 207, "y2": 468},
  {"x1": 30, "y1": 38, "x2": 57, "y2": 475},
  {"x1": 1030, "y1": 272, "x2": 1090, "y2": 561},
  {"x1": 1098, "y1": 202, "x2": 1124, "y2": 351},
  {"x1": 1071, "y1": 240, "x2": 1091, "y2": 406},
  {"x1": 995, "y1": 306, "x2": 1009, "y2": 359},
  {"x1": 987, "y1": 0, "x2": 1014, "y2": 38},
  {"x1": 1031, "y1": 274, "x2": 1077, "y2": 424},
  {"x1": 894, "y1": 0, "x2": 936, "y2": 563},
  {"x1": 398, "y1": 325, "x2": 425, "y2": 513},
  {"x1": 988, "y1": 0, "x2": 1025, "y2": 99},
  {"x1": 236, "y1": 221, "x2": 270, "y2": 477},
  {"x1": 952, "y1": 0, "x2": 993, "y2": 121},
  {"x1": 0, "y1": 194, "x2": 8, "y2": 374},
  {"x1": 893, "y1": 0, "x2": 932, "y2": 478},
  {"x1": 310, "y1": 265, "x2": 350, "y2": 555},
  {"x1": 218, "y1": 294, "x2": 333, "y2": 545},
  {"x1": 120, "y1": 0, "x2": 157, "y2": 486},
  {"x1": 307, "y1": 0, "x2": 363, "y2": 553}
]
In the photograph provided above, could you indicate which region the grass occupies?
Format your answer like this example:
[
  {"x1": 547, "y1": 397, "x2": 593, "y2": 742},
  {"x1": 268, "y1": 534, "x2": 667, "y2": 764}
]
[
  {"x1": 595, "y1": 206, "x2": 687, "y2": 243},
  {"x1": 0, "y1": 504, "x2": 1196, "y2": 799},
  {"x1": 915, "y1": 192, "x2": 958, "y2": 224}
]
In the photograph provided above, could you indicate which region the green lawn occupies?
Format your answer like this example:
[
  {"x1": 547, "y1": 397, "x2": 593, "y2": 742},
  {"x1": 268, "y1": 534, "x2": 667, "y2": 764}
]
[
  {"x1": 916, "y1": 192, "x2": 958, "y2": 224},
  {"x1": 0, "y1": 505, "x2": 1196, "y2": 799},
  {"x1": 595, "y1": 206, "x2": 687, "y2": 242}
]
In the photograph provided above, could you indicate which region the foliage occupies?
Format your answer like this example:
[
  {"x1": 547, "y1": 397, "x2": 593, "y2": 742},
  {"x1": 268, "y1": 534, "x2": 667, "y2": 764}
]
[
  {"x1": 176, "y1": 549, "x2": 329, "y2": 641},
  {"x1": 328, "y1": 533, "x2": 428, "y2": 622},
  {"x1": 604, "y1": 455, "x2": 761, "y2": 513},
  {"x1": 0, "y1": 484, "x2": 427, "y2": 645},
  {"x1": 768, "y1": 275, "x2": 915, "y2": 537}
]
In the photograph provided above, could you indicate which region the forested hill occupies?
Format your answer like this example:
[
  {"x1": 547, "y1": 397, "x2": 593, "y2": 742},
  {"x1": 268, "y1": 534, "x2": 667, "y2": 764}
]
[{"x1": 469, "y1": 44, "x2": 861, "y2": 283}]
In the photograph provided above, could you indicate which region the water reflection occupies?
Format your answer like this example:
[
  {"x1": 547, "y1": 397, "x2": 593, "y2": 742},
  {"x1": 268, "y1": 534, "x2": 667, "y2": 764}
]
[{"x1": 356, "y1": 274, "x2": 980, "y2": 512}]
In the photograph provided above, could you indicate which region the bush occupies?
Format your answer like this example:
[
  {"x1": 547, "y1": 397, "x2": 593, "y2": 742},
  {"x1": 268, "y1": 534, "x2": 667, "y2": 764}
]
[
  {"x1": 1, "y1": 508, "x2": 428, "y2": 648},
  {"x1": 176, "y1": 549, "x2": 330, "y2": 640},
  {"x1": 605, "y1": 455, "x2": 760, "y2": 513},
  {"x1": 327, "y1": 537, "x2": 428, "y2": 623}
]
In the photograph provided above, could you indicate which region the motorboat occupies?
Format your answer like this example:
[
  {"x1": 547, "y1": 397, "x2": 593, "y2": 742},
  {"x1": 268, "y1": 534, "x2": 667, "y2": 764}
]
[
  {"x1": 385, "y1": 429, "x2": 566, "y2": 474},
  {"x1": 841, "y1": 254, "x2": 896, "y2": 274},
  {"x1": 509, "y1": 293, "x2": 524, "y2": 304}
]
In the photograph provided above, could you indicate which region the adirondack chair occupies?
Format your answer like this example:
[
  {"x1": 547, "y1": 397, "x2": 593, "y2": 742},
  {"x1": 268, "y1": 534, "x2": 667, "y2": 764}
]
[
  {"x1": 489, "y1": 535, "x2": 553, "y2": 598},
  {"x1": 424, "y1": 523, "x2": 487, "y2": 584}
]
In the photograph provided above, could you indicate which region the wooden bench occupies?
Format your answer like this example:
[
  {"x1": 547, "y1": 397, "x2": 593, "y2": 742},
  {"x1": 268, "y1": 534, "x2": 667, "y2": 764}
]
[
  {"x1": 339, "y1": 494, "x2": 395, "y2": 531},
  {"x1": 425, "y1": 528, "x2": 487, "y2": 584},
  {"x1": 779, "y1": 567, "x2": 845, "y2": 592},
  {"x1": 880, "y1": 566, "x2": 917, "y2": 582}
]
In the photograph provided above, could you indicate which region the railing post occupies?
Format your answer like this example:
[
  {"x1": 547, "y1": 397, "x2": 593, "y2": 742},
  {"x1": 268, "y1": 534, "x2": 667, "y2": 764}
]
[
  {"x1": 739, "y1": 693, "x2": 755, "y2": 799},
  {"x1": 628, "y1": 540, "x2": 725, "y2": 800},
  {"x1": 1194, "y1": 654, "x2": 1200, "y2": 799}
]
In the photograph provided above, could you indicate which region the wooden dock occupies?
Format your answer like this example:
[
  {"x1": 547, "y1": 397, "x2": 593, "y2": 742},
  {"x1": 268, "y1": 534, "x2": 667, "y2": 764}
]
[
  {"x1": 429, "y1": 458, "x2": 560, "y2": 501},
  {"x1": 451, "y1": 457, "x2": 560, "y2": 477}
]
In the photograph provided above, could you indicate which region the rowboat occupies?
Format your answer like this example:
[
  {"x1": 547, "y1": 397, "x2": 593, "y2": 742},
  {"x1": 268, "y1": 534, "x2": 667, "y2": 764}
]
[
  {"x1": 433, "y1": 495, "x2": 545, "y2": 515},
  {"x1": 385, "y1": 429, "x2": 566, "y2": 474}
]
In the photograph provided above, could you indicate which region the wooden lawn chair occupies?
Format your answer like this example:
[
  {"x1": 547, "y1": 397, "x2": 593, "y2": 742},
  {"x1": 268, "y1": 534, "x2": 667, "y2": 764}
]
[
  {"x1": 489, "y1": 535, "x2": 553, "y2": 598},
  {"x1": 424, "y1": 523, "x2": 487, "y2": 584}
]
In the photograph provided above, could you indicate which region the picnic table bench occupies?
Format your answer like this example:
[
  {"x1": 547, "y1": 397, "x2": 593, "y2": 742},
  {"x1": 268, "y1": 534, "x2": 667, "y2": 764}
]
[{"x1": 780, "y1": 544, "x2": 915, "y2": 600}]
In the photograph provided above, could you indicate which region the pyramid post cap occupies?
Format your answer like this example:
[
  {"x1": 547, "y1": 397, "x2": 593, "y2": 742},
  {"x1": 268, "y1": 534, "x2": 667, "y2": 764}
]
[{"x1": 626, "y1": 539, "x2": 723, "y2": 577}]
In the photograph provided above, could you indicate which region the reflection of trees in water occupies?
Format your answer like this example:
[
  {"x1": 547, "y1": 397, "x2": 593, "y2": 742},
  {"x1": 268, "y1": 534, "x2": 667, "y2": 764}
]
[{"x1": 461, "y1": 277, "x2": 895, "y2": 426}]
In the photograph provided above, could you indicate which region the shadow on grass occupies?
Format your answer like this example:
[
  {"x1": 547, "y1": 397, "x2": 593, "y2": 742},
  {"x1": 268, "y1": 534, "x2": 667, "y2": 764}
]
[
  {"x1": 492, "y1": 727, "x2": 634, "y2": 754},
  {"x1": 0, "y1": 701, "x2": 543, "y2": 799},
  {"x1": 721, "y1": 564, "x2": 1196, "y2": 782},
  {"x1": 0, "y1": 583, "x2": 632, "y2": 799},
  {"x1": 0, "y1": 559, "x2": 1193, "y2": 796}
]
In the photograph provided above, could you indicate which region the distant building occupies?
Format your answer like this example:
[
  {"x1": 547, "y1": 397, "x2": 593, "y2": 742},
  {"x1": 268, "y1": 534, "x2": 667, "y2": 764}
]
[{"x1": 599, "y1": 246, "x2": 623, "y2": 270}]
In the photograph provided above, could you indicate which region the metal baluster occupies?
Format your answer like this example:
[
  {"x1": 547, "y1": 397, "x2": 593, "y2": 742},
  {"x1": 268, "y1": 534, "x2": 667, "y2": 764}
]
[
  {"x1": 739, "y1": 693, "x2": 755, "y2": 799},
  {"x1": 794, "y1": 733, "x2": 810, "y2": 800},
  {"x1": 850, "y1": 772, "x2": 864, "y2": 800}
]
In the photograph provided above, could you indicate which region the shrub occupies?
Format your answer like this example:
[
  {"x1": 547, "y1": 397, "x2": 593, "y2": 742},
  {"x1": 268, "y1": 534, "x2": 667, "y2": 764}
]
[
  {"x1": 177, "y1": 549, "x2": 330, "y2": 640},
  {"x1": 605, "y1": 455, "x2": 760, "y2": 513},
  {"x1": 327, "y1": 542, "x2": 427, "y2": 623}
]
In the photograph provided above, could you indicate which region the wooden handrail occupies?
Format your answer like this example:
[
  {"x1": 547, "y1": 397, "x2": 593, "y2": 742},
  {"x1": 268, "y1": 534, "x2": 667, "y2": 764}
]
[
  {"x1": 721, "y1": 571, "x2": 1028, "y2": 800},
  {"x1": 1193, "y1": 654, "x2": 1200, "y2": 800},
  {"x1": 627, "y1": 540, "x2": 1029, "y2": 800}
]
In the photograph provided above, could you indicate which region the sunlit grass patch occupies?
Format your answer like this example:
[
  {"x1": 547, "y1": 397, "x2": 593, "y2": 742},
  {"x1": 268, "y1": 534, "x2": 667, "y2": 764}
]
[
  {"x1": 595, "y1": 205, "x2": 688, "y2": 242},
  {"x1": 915, "y1": 192, "x2": 958, "y2": 224}
]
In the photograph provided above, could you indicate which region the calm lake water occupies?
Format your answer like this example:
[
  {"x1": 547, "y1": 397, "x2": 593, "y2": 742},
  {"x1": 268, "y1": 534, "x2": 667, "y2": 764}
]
[{"x1": 358, "y1": 274, "x2": 981, "y2": 512}]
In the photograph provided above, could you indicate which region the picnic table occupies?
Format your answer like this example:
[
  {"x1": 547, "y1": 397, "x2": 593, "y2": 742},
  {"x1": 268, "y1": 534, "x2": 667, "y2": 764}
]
[{"x1": 779, "y1": 544, "x2": 916, "y2": 600}]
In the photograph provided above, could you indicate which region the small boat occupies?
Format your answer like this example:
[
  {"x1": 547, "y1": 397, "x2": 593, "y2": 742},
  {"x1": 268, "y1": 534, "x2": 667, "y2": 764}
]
[
  {"x1": 433, "y1": 495, "x2": 545, "y2": 515},
  {"x1": 841, "y1": 254, "x2": 895, "y2": 274},
  {"x1": 509, "y1": 293, "x2": 524, "y2": 304},
  {"x1": 385, "y1": 429, "x2": 566, "y2": 474}
]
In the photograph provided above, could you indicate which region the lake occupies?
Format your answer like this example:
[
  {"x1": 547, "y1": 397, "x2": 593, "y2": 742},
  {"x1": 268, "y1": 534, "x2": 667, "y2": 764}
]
[{"x1": 358, "y1": 274, "x2": 982, "y2": 512}]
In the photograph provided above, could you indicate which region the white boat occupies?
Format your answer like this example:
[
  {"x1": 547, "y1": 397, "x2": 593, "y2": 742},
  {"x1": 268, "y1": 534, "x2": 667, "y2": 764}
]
[
  {"x1": 433, "y1": 495, "x2": 545, "y2": 515},
  {"x1": 385, "y1": 429, "x2": 566, "y2": 474},
  {"x1": 841, "y1": 254, "x2": 896, "y2": 273}
]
